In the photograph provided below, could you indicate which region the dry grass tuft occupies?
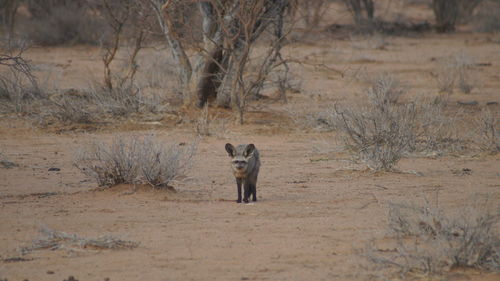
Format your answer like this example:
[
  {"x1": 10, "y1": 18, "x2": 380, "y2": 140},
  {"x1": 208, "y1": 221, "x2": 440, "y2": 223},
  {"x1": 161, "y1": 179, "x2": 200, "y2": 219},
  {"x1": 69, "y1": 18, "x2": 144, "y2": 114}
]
[
  {"x1": 473, "y1": 108, "x2": 499, "y2": 153},
  {"x1": 435, "y1": 52, "x2": 477, "y2": 94},
  {"x1": 195, "y1": 104, "x2": 227, "y2": 137},
  {"x1": 363, "y1": 194, "x2": 500, "y2": 277},
  {"x1": 21, "y1": 226, "x2": 138, "y2": 255}
]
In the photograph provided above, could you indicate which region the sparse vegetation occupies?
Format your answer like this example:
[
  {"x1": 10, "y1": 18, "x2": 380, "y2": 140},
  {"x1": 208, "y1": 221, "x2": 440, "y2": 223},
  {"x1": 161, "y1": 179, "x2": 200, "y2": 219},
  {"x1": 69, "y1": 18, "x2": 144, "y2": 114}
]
[
  {"x1": 364, "y1": 194, "x2": 500, "y2": 277},
  {"x1": 1, "y1": 2, "x2": 500, "y2": 280},
  {"x1": 138, "y1": 138, "x2": 197, "y2": 188},
  {"x1": 331, "y1": 75, "x2": 417, "y2": 171},
  {"x1": 432, "y1": 0, "x2": 484, "y2": 33},
  {"x1": 195, "y1": 103, "x2": 227, "y2": 137},
  {"x1": 75, "y1": 136, "x2": 141, "y2": 186},
  {"x1": 21, "y1": 226, "x2": 139, "y2": 254},
  {"x1": 0, "y1": 41, "x2": 45, "y2": 115},
  {"x1": 75, "y1": 136, "x2": 196, "y2": 188},
  {"x1": 474, "y1": 108, "x2": 499, "y2": 153},
  {"x1": 435, "y1": 52, "x2": 476, "y2": 94}
]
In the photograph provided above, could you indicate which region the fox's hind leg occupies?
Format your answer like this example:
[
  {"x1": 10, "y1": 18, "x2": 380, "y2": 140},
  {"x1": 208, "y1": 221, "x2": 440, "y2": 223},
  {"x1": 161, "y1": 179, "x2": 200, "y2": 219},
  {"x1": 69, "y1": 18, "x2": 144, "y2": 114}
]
[{"x1": 250, "y1": 184, "x2": 257, "y2": 202}]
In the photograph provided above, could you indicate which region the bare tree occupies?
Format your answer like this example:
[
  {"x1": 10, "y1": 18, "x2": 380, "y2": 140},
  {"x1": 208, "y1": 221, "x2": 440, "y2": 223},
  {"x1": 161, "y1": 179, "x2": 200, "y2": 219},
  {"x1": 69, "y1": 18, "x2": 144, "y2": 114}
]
[
  {"x1": 146, "y1": 0, "x2": 290, "y2": 123},
  {"x1": 97, "y1": 0, "x2": 146, "y2": 90},
  {"x1": 433, "y1": 0, "x2": 483, "y2": 33},
  {"x1": 342, "y1": 0, "x2": 374, "y2": 25},
  {"x1": 0, "y1": 0, "x2": 20, "y2": 39},
  {"x1": 0, "y1": 42, "x2": 38, "y2": 89}
]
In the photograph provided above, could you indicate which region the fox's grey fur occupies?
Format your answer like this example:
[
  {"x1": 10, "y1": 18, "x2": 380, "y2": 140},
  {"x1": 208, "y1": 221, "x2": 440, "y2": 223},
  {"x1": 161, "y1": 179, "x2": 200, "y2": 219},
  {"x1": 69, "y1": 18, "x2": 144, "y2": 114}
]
[{"x1": 225, "y1": 143, "x2": 260, "y2": 203}]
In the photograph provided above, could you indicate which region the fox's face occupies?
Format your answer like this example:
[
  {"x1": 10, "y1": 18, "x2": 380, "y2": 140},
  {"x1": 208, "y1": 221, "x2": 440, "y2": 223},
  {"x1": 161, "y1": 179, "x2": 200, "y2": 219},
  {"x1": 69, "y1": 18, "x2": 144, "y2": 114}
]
[{"x1": 225, "y1": 143, "x2": 256, "y2": 175}]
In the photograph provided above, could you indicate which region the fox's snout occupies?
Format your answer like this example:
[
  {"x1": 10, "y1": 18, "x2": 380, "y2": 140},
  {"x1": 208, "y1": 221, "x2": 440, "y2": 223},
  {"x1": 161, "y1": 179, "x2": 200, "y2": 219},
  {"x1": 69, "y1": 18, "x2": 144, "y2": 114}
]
[{"x1": 232, "y1": 160, "x2": 248, "y2": 171}]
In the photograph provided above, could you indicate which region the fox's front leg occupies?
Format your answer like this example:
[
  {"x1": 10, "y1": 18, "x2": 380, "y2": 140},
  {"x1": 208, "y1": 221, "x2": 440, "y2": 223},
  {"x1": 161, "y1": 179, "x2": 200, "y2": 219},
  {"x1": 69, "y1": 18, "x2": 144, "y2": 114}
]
[
  {"x1": 236, "y1": 178, "x2": 242, "y2": 203},
  {"x1": 243, "y1": 181, "x2": 251, "y2": 203}
]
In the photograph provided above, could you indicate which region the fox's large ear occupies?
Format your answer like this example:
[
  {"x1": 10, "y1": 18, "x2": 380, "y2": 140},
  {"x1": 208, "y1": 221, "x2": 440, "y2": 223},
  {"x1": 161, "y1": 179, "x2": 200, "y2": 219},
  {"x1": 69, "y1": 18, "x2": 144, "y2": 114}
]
[
  {"x1": 225, "y1": 143, "x2": 235, "y2": 157},
  {"x1": 244, "y1": 144, "x2": 256, "y2": 157}
]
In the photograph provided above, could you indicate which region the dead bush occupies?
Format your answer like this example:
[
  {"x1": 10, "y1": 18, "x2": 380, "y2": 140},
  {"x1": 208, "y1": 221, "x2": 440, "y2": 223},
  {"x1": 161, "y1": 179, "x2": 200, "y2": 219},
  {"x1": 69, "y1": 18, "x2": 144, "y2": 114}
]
[
  {"x1": 364, "y1": 195, "x2": 500, "y2": 277},
  {"x1": 435, "y1": 52, "x2": 476, "y2": 94},
  {"x1": 366, "y1": 74, "x2": 405, "y2": 109},
  {"x1": 75, "y1": 136, "x2": 197, "y2": 188},
  {"x1": 413, "y1": 97, "x2": 468, "y2": 154},
  {"x1": 474, "y1": 108, "x2": 499, "y2": 153},
  {"x1": 75, "y1": 136, "x2": 141, "y2": 186},
  {"x1": 195, "y1": 103, "x2": 227, "y2": 137},
  {"x1": 0, "y1": 71, "x2": 45, "y2": 114},
  {"x1": 47, "y1": 94, "x2": 94, "y2": 124},
  {"x1": 88, "y1": 84, "x2": 141, "y2": 117},
  {"x1": 21, "y1": 226, "x2": 138, "y2": 254},
  {"x1": 0, "y1": 41, "x2": 45, "y2": 114},
  {"x1": 138, "y1": 138, "x2": 197, "y2": 188},
  {"x1": 332, "y1": 75, "x2": 417, "y2": 171}
]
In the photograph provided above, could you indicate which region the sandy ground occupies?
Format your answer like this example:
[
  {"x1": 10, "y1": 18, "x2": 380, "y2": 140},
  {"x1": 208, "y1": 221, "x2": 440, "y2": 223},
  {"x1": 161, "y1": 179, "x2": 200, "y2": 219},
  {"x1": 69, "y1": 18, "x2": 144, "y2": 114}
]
[{"x1": 1, "y1": 3, "x2": 500, "y2": 281}]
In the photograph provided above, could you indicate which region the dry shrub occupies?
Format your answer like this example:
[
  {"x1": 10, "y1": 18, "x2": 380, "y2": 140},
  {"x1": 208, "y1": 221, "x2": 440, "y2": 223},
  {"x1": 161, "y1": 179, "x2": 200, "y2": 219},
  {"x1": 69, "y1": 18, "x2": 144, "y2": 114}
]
[
  {"x1": 413, "y1": 97, "x2": 467, "y2": 154},
  {"x1": 139, "y1": 138, "x2": 197, "y2": 188},
  {"x1": 196, "y1": 103, "x2": 211, "y2": 137},
  {"x1": 21, "y1": 226, "x2": 138, "y2": 254},
  {"x1": 365, "y1": 195, "x2": 500, "y2": 277},
  {"x1": 474, "y1": 108, "x2": 499, "y2": 153},
  {"x1": 87, "y1": 83, "x2": 142, "y2": 117},
  {"x1": 195, "y1": 104, "x2": 227, "y2": 137},
  {"x1": 332, "y1": 75, "x2": 417, "y2": 171},
  {"x1": 38, "y1": 81, "x2": 169, "y2": 125},
  {"x1": 435, "y1": 52, "x2": 476, "y2": 94},
  {"x1": 329, "y1": 74, "x2": 476, "y2": 169},
  {"x1": 48, "y1": 94, "x2": 94, "y2": 124},
  {"x1": 75, "y1": 136, "x2": 141, "y2": 186},
  {"x1": 0, "y1": 42, "x2": 45, "y2": 114},
  {"x1": 0, "y1": 71, "x2": 45, "y2": 114},
  {"x1": 75, "y1": 136, "x2": 196, "y2": 188}
]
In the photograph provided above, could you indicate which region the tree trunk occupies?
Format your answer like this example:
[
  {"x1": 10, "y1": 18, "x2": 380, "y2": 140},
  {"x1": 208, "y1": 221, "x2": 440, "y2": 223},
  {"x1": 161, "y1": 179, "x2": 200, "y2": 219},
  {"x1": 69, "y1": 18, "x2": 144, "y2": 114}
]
[
  {"x1": 150, "y1": 0, "x2": 192, "y2": 101},
  {"x1": 433, "y1": 0, "x2": 459, "y2": 33},
  {"x1": 191, "y1": 2, "x2": 226, "y2": 108},
  {"x1": 1, "y1": 0, "x2": 20, "y2": 39}
]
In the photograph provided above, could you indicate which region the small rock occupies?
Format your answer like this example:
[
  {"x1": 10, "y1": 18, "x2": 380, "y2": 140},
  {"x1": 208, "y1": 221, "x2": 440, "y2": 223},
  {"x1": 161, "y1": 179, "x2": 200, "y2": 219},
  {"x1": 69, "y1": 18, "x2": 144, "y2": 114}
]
[{"x1": 47, "y1": 271, "x2": 54, "y2": 274}]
